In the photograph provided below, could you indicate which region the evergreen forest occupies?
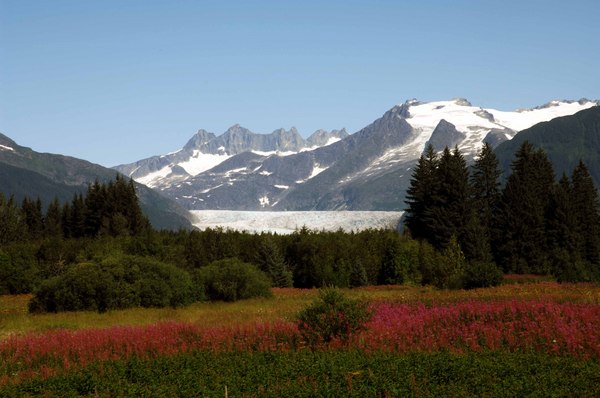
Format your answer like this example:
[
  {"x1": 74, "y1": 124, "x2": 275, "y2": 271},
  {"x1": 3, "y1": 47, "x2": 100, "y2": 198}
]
[{"x1": 1, "y1": 141, "x2": 598, "y2": 313}]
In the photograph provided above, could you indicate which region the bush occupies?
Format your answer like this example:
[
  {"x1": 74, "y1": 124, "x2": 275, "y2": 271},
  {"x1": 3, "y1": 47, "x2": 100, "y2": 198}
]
[
  {"x1": 196, "y1": 258, "x2": 272, "y2": 302},
  {"x1": 419, "y1": 237, "x2": 466, "y2": 289},
  {"x1": 463, "y1": 261, "x2": 503, "y2": 289},
  {"x1": 296, "y1": 288, "x2": 372, "y2": 346},
  {"x1": 28, "y1": 255, "x2": 195, "y2": 313}
]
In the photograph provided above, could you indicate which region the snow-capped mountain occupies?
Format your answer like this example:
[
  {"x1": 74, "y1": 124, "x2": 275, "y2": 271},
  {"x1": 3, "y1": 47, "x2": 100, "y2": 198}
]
[
  {"x1": 114, "y1": 125, "x2": 348, "y2": 189},
  {"x1": 114, "y1": 98, "x2": 598, "y2": 211}
]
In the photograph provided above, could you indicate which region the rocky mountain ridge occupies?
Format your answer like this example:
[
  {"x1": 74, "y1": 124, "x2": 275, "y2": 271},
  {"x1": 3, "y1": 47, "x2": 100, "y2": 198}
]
[{"x1": 114, "y1": 98, "x2": 599, "y2": 211}]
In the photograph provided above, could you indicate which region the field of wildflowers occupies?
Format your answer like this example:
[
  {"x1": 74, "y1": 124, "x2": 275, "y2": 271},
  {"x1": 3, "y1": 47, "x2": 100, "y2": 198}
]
[{"x1": 1, "y1": 282, "x2": 599, "y2": 395}]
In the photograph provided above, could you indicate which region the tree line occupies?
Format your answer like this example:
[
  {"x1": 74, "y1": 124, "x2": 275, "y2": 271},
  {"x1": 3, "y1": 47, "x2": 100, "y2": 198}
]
[
  {"x1": 1, "y1": 174, "x2": 149, "y2": 245},
  {"x1": 405, "y1": 141, "x2": 600, "y2": 282},
  {"x1": 2, "y1": 147, "x2": 598, "y2": 313}
]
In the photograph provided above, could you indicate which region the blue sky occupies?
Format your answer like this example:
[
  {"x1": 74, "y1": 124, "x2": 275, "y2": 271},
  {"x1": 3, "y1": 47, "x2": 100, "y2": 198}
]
[{"x1": 1, "y1": 0, "x2": 598, "y2": 167}]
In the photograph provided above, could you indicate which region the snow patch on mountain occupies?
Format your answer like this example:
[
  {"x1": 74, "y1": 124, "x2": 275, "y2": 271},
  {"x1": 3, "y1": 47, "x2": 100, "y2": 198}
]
[
  {"x1": 179, "y1": 151, "x2": 232, "y2": 176},
  {"x1": 0, "y1": 144, "x2": 14, "y2": 152},
  {"x1": 259, "y1": 196, "x2": 270, "y2": 207},
  {"x1": 397, "y1": 98, "x2": 597, "y2": 158},
  {"x1": 487, "y1": 100, "x2": 597, "y2": 132},
  {"x1": 309, "y1": 164, "x2": 328, "y2": 179},
  {"x1": 137, "y1": 165, "x2": 173, "y2": 188}
]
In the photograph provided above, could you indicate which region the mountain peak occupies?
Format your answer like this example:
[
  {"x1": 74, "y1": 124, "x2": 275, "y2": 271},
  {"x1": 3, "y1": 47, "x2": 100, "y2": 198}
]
[{"x1": 452, "y1": 98, "x2": 472, "y2": 106}]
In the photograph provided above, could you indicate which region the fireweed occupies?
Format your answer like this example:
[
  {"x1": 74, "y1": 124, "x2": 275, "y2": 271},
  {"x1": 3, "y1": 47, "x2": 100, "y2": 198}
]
[{"x1": 1, "y1": 299, "x2": 598, "y2": 385}]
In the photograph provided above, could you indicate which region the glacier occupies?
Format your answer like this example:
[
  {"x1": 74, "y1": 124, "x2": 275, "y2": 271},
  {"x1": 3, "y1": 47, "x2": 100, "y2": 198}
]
[{"x1": 190, "y1": 210, "x2": 404, "y2": 234}]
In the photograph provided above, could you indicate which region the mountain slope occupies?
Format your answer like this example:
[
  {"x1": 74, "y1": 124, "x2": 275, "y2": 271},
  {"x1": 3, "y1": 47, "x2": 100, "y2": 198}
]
[
  {"x1": 494, "y1": 106, "x2": 600, "y2": 186},
  {"x1": 114, "y1": 126, "x2": 348, "y2": 189},
  {"x1": 114, "y1": 98, "x2": 598, "y2": 211},
  {"x1": 0, "y1": 133, "x2": 193, "y2": 230}
]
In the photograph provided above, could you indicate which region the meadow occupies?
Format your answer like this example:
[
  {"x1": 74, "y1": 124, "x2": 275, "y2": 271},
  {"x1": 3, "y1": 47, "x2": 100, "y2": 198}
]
[{"x1": 1, "y1": 281, "x2": 599, "y2": 396}]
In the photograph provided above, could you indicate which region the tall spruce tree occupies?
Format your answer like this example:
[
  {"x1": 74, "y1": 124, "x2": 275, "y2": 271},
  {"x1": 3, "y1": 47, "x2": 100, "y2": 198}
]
[
  {"x1": 21, "y1": 197, "x2": 44, "y2": 240},
  {"x1": 404, "y1": 144, "x2": 439, "y2": 240},
  {"x1": 546, "y1": 175, "x2": 577, "y2": 254},
  {"x1": 570, "y1": 161, "x2": 600, "y2": 269},
  {"x1": 494, "y1": 141, "x2": 555, "y2": 274},
  {"x1": 0, "y1": 194, "x2": 26, "y2": 245},
  {"x1": 468, "y1": 142, "x2": 501, "y2": 262},
  {"x1": 424, "y1": 146, "x2": 472, "y2": 251},
  {"x1": 44, "y1": 198, "x2": 63, "y2": 238}
]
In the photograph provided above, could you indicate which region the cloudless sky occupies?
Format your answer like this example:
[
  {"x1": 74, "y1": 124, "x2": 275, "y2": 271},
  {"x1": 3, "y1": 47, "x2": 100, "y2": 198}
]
[{"x1": 1, "y1": 0, "x2": 598, "y2": 167}]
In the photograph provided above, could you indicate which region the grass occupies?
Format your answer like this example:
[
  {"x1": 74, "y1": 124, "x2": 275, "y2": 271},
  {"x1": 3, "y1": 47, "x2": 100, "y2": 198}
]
[
  {"x1": 2, "y1": 282, "x2": 599, "y2": 340},
  {"x1": 1, "y1": 282, "x2": 599, "y2": 396},
  {"x1": 3, "y1": 351, "x2": 599, "y2": 397}
]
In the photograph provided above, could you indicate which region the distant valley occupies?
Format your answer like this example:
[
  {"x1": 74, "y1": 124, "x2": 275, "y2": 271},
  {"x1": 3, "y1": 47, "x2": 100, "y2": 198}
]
[{"x1": 2, "y1": 98, "x2": 599, "y2": 231}]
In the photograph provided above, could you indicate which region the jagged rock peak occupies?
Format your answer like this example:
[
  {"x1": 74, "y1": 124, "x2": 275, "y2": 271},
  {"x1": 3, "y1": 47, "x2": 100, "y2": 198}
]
[
  {"x1": 306, "y1": 128, "x2": 348, "y2": 146},
  {"x1": 223, "y1": 124, "x2": 254, "y2": 136},
  {"x1": 452, "y1": 98, "x2": 472, "y2": 106},
  {"x1": 426, "y1": 119, "x2": 466, "y2": 152},
  {"x1": 183, "y1": 129, "x2": 216, "y2": 150}
]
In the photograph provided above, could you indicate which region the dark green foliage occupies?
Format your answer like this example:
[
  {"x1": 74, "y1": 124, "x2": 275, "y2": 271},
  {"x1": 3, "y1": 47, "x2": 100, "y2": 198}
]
[
  {"x1": 427, "y1": 147, "x2": 472, "y2": 251},
  {"x1": 255, "y1": 237, "x2": 293, "y2": 287},
  {"x1": 0, "y1": 243, "x2": 39, "y2": 294},
  {"x1": 405, "y1": 144, "x2": 439, "y2": 241},
  {"x1": 184, "y1": 228, "x2": 242, "y2": 268},
  {"x1": 463, "y1": 261, "x2": 503, "y2": 289},
  {"x1": 28, "y1": 255, "x2": 195, "y2": 313},
  {"x1": 468, "y1": 142, "x2": 501, "y2": 262},
  {"x1": 297, "y1": 288, "x2": 372, "y2": 346},
  {"x1": 0, "y1": 193, "x2": 26, "y2": 245},
  {"x1": 494, "y1": 141, "x2": 555, "y2": 274},
  {"x1": 419, "y1": 236, "x2": 466, "y2": 289},
  {"x1": 377, "y1": 236, "x2": 419, "y2": 285},
  {"x1": 21, "y1": 197, "x2": 44, "y2": 240},
  {"x1": 348, "y1": 259, "x2": 369, "y2": 287},
  {"x1": 570, "y1": 161, "x2": 600, "y2": 270},
  {"x1": 44, "y1": 198, "x2": 63, "y2": 238},
  {"x1": 195, "y1": 258, "x2": 272, "y2": 302},
  {"x1": 7, "y1": 351, "x2": 598, "y2": 397}
]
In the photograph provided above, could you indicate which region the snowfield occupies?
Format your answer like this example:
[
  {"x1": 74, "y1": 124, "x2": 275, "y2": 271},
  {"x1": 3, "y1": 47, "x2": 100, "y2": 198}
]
[{"x1": 190, "y1": 210, "x2": 403, "y2": 234}]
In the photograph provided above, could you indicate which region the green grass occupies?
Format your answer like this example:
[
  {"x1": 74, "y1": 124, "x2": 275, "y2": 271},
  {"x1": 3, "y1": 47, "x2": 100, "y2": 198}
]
[
  {"x1": 2, "y1": 283, "x2": 599, "y2": 340},
  {"x1": 2, "y1": 351, "x2": 598, "y2": 397}
]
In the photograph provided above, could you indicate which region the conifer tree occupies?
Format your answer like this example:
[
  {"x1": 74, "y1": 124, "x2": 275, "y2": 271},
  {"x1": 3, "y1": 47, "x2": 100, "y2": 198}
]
[
  {"x1": 546, "y1": 174, "x2": 577, "y2": 255},
  {"x1": 21, "y1": 197, "x2": 44, "y2": 240},
  {"x1": 70, "y1": 194, "x2": 87, "y2": 238},
  {"x1": 44, "y1": 198, "x2": 63, "y2": 238},
  {"x1": 84, "y1": 179, "x2": 108, "y2": 237},
  {"x1": 469, "y1": 142, "x2": 501, "y2": 262},
  {"x1": 494, "y1": 141, "x2": 555, "y2": 273},
  {"x1": 404, "y1": 144, "x2": 439, "y2": 240},
  {"x1": 425, "y1": 146, "x2": 472, "y2": 251},
  {"x1": 256, "y1": 237, "x2": 293, "y2": 287},
  {"x1": 570, "y1": 161, "x2": 600, "y2": 268},
  {"x1": 0, "y1": 193, "x2": 26, "y2": 245}
]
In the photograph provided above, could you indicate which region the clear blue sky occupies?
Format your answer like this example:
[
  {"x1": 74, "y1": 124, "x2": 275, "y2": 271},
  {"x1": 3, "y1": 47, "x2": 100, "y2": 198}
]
[{"x1": 1, "y1": 0, "x2": 598, "y2": 167}]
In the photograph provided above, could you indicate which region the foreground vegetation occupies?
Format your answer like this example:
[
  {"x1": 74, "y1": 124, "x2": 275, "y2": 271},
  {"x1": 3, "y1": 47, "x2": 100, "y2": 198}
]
[
  {"x1": 4, "y1": 351, "x2": 598, "y2": 397},
  {"x1": 1, "y1": 142, "x2": 599, "y2": 395},
  {"x1": 1, "y1": 283, "x2": 599, "y2": 395}
]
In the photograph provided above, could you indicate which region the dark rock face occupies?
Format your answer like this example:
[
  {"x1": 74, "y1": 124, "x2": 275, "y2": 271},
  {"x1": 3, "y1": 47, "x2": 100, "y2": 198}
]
[
  {"x1": 114, "y1": 126, "x2": 346, "y2": 180},
  {"x1": 426, "y1": 120, "x2": 466, "y2": 151},
  {"x1": 307, "y1": 128, "x2": 349, "y2": 146},
  {"x1": 112, "y1": 99, "x2": 600, "y2": 213},
  {"x1": 483, "y1": 129, "x2": 512, "y2": 148}
]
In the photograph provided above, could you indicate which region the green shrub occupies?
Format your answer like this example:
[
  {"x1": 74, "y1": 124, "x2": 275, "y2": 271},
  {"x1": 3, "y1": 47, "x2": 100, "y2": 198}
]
[
  {"x1": 419, "y1": 237, "x2": 466, "y2": 289},
  {"x1": 296, "y1": 288, "x2": 372, "y2": 346},
  {"x1": 463, "y1": 261, "x2": 503, "y2": 289},
  {"x1": 28, "y1": 255, "x2": 195, "y2": 313},
  {"x1": 196, "y1": 258, "x2": 272, "y2": 302}
]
